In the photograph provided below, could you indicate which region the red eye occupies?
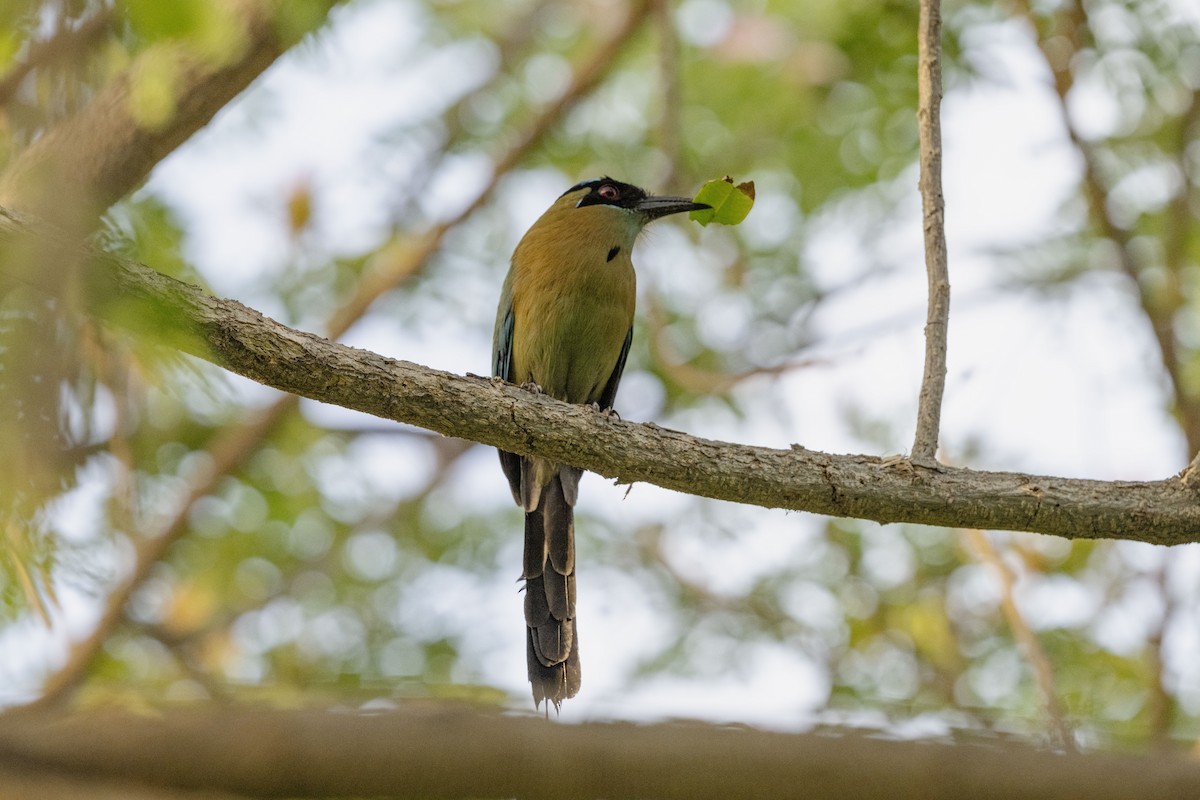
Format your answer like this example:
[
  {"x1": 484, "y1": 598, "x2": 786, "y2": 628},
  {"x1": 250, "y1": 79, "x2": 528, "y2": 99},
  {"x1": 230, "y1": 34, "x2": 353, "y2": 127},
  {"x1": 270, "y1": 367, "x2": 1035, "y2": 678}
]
[{"x1": 598, "y1": 184, "x2": 619, "y2": 201}]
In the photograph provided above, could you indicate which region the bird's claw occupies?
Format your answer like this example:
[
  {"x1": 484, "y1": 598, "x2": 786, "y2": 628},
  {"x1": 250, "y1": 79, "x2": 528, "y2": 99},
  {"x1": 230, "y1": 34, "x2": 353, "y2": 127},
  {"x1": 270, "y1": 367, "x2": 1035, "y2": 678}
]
[
  {"x1": 590, "y1": 402, "x2": 621, "y2": 421},
  {"x1": 520, "y1": 381, "x2": 544, "y2": 395}
]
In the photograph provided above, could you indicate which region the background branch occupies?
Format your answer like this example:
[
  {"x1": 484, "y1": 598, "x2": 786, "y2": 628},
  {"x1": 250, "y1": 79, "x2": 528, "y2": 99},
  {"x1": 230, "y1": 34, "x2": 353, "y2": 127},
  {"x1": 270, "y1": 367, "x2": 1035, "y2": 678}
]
[
  {"x1": 1012, "y1": 0, "x2": 1200, "y2": 465},
  {"x1": 965, "y1": 529, "x2": 1075, "y2": 751},
  {"x1": 1146, "y1": 559, "x2": 1178, "y2": 747},
  {"x1": 0, "y1": 8, "x2": 116, "y2": 109},
  {"x1": 25, "y1": 399, "x2": 291, "y2": 712},
  {"x1": 0, "y1": 0, "x2": 343, "y2": 225}
]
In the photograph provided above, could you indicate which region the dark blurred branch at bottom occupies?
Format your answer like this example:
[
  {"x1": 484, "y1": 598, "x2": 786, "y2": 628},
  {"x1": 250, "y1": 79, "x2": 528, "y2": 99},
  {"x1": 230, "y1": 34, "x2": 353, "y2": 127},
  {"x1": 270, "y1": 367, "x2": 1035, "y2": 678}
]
[{"x1": 1, "y1": 706, "x2": 1199, "y2": 800}]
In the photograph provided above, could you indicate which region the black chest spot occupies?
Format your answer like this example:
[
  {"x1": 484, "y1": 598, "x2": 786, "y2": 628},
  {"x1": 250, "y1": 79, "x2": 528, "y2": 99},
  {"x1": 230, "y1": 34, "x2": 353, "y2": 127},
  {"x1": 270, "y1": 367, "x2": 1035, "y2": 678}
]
[{"x1": 606, "y1": 245, "x2": 621, "y2": 262}]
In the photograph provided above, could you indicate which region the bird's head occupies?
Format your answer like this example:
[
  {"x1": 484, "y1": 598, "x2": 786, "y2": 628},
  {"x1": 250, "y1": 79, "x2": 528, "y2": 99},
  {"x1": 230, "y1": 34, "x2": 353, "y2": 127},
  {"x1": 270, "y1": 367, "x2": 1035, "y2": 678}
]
[{"x1": 549, "y1": 177, "x2": 710, "y2": 242}]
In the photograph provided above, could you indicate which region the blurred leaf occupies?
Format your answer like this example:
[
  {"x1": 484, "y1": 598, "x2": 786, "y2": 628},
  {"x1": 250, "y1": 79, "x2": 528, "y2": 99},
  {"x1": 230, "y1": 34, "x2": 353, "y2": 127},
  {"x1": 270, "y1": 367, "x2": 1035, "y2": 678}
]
[
  {"x1": 123, "y1": 0, "x2": 208, "y2": 42},
  {"x1": 287, "y1": 179, "x2": 314, "y2": 238},
  {"x1": 127, "y1": 46, "x2": 183, "y2": 129},
  {"x1": 273, "y1": 0, "x2": 335, "y2": 47}
]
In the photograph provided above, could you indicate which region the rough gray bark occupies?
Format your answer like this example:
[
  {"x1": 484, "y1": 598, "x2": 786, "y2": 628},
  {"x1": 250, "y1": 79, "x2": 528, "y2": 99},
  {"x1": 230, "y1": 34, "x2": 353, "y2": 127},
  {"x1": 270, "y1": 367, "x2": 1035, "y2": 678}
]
[
  {"x1": 1, "y1": 707, "x2": 1199, "y2": 800},
  {"x1": 2, "y1": 208, "x2": 1198, "y2": 543}
]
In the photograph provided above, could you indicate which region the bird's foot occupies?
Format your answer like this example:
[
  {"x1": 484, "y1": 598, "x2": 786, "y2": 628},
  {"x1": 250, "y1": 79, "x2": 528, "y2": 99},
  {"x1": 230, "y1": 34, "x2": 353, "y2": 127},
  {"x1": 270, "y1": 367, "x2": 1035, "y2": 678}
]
[
  {"x1": 520, "y1": 381, "x2": 544, "y2": 395},
  {"x1": 590, "y1": 402, "x2": 621, "y2": 421}
]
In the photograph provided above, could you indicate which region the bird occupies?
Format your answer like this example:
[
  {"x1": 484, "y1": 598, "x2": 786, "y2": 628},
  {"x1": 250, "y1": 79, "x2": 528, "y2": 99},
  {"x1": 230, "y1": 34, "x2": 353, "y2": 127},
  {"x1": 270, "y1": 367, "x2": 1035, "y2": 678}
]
[{"x1": 492, "y1": 177, "x2": 708, "y2": 709}]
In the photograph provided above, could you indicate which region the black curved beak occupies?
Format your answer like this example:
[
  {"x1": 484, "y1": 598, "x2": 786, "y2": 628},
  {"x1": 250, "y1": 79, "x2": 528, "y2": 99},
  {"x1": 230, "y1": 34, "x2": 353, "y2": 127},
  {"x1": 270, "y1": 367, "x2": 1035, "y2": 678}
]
[{"x1": 636, "y1": 195, "x2": 711, "y2": 220}]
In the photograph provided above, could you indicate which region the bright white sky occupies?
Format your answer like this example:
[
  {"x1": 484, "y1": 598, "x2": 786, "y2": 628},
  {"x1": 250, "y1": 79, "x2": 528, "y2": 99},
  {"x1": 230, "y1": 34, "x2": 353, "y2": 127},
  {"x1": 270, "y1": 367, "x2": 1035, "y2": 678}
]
[{"x1": 4, "y1": 0, "x2": 1197, "y2": 728}]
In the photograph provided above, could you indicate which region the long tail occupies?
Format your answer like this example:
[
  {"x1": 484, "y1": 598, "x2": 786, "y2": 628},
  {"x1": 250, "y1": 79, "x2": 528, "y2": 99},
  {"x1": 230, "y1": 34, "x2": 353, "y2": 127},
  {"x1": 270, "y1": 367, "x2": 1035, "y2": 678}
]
[{"x1": 522, "y1": 473, "x2": 579, "y2": 709}]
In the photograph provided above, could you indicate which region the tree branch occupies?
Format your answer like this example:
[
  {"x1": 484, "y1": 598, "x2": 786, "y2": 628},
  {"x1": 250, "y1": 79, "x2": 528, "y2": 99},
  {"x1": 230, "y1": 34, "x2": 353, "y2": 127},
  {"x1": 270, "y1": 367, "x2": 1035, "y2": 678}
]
[
  {"x1": 2, "y1": 707, "x2": 1200, "y2": 799},
  {"x1": 1012, "y1": 0, "x2": 1200, "y2": 462},
  {"x1": 0, "y1": 766, "x2": 244, "y2": 800},
  {"x1": 965, "y1": 530, "x2": 1074, "y2": 751},
  {"x1": 1146, "y1": 558, "x2": 1177, "y2": 747},
  {"x1": 24, "y1": 397, "x2": 294, "y2": 712},
  {"x1": 912, "y1": 0, "x2": 951, "y2": 466},
  {"x1": 0, "y1": 0, "x2": 343, "y2": 224},
  {"x1": 3, "y1": 209, "x2": 1196, "y2": 543},
  {"x1": 0, "y1": 8, "x2": 117, "y2": 109}
]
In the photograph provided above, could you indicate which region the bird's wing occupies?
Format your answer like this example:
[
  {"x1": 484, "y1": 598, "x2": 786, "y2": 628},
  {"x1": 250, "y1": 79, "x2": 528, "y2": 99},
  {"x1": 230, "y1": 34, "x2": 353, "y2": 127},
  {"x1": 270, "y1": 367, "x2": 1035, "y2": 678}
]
[
  {"x1": 493, "y1": 302, "x2": 515, "y2": 382},
  {"x1": 493, "y1": 299, "x2": 523, "y2": 505},
  {"x1": 595, "y1": 325, "x2": 633, "y2": 411}
]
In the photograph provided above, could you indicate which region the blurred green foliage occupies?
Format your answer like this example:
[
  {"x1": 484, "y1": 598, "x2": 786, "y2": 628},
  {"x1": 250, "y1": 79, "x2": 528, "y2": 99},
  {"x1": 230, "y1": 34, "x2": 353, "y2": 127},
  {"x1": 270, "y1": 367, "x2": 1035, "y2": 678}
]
[{"x1": 0, "y1": 0, "x2": 1198, "y2": 754}]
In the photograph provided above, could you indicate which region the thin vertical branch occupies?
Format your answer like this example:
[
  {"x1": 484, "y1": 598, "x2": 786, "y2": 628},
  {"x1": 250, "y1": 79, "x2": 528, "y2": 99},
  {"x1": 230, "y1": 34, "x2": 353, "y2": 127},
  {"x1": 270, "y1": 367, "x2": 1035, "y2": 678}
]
[
  {"x1": 1170, "y1": 91, "x2": 1200, "y2": 481},
  {"x1": 965, "y1": 529, "x2": 1075, "y2": 752},
  {"x1": 912, "y1": 0, "x2": 951, "y2": 466}
]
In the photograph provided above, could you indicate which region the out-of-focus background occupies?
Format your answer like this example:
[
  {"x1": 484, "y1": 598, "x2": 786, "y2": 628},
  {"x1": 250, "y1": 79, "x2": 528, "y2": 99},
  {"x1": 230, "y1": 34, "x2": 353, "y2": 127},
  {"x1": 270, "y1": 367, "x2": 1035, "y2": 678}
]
[{"x1": 1, "y1": 0, "x2": 1199, "y2": 747}]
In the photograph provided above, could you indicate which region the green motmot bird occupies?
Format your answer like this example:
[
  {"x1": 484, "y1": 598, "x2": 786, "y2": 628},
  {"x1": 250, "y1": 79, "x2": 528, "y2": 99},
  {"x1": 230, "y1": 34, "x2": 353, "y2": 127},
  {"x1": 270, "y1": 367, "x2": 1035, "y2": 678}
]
[{"x1": 493, "y1": 177, "x2": 709, "y2": 708}]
